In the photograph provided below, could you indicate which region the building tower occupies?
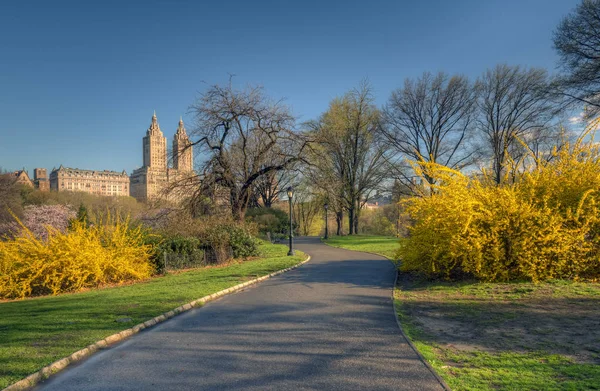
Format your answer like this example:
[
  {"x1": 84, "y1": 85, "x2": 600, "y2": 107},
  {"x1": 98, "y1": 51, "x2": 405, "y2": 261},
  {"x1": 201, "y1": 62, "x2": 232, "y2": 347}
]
[
  {"x1": 142, "y1": 111, "x2": 167, "y2": 170},
  {"x1": 172, "y1": 117, "x2": 193, "y2": 172},
  {"x1": 33, "y1": 168, "x2": 49, "y2": 191},
  {"x1": 130, "y1": 112, "x2": 169, "y2": 202}
]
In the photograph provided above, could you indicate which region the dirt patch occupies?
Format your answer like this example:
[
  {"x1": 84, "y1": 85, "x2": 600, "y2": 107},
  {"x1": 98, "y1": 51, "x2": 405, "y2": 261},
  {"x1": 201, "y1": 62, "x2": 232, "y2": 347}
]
[{"x1": 396, "y1": 273, "x2": 600, "y2": 364}]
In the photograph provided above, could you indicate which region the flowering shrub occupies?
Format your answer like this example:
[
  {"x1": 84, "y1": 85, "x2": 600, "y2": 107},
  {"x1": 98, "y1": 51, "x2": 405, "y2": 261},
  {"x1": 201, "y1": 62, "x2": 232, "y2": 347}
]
[
  {"x1": 399, "y1": 121, "x2": 600, "y2": 282},
  {"x1": 22, "y1": 204, "x2": 76, "y2": 240},
  {"x1": 0, "y1": 216, "x2": 154, "y2": 299}
]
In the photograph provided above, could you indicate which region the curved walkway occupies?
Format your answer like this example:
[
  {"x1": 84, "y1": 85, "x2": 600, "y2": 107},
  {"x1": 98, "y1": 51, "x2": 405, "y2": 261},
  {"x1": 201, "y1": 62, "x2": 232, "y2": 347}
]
[{"x1": 35, "y1": 237, "x2": 444, "y2": 391}]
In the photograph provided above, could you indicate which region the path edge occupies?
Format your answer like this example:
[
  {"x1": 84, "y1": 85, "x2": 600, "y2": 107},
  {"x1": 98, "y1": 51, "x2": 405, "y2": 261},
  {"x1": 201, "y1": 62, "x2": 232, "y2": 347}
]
[
  {"x1": 392, "y1": 270, "x2": 452, "y2": 391},
  {"x1": 321, "y1": 239, "x2": 451, "y2": 390},
  {"x1": 3, "y1": 254, "x2": 311, "y2": 391}
]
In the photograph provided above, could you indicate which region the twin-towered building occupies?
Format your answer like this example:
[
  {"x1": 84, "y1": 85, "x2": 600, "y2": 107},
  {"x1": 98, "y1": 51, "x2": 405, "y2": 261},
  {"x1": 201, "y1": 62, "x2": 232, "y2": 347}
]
[
  {"x1": 130, "y1": 112, "x2": 194, "y2": 201},
  {"x1": 41, "y1": 112, "x2": 194, "y2": 201}
]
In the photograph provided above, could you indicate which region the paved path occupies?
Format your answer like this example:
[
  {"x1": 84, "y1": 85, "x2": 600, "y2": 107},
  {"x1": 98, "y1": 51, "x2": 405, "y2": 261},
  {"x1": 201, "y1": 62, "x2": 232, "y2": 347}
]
[{"x1": 36, "y1": 237, "x2": 445, "y2": 391}]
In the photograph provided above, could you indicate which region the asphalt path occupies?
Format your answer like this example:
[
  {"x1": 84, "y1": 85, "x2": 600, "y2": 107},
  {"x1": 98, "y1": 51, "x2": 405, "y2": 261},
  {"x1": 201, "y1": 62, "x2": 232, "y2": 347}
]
[{"x1": 35, "y1": 237, "x2": 445, "y2": 391}]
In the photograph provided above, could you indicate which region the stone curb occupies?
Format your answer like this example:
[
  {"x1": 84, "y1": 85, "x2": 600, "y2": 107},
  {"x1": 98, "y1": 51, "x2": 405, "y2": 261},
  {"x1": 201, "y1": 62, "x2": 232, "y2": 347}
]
[{"x1": 3, "y1": 255, "x2": 311, "y2": 391}]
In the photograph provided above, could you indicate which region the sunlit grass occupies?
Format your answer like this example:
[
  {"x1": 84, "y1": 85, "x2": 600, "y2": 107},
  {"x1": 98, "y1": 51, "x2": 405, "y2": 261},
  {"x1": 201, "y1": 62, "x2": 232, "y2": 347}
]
[
  {"x1": 324, "y1": 235, "x2": 600, "y2": 390},
  {"x1": 323, "y1": 235, "x2": 399, "y2": 260},
  {"x1": 0, "y1": 242, "x2": 305, "y2": 389},
  {"x1": 395, "y1": 276, "x2": 600, "y2": 391}
]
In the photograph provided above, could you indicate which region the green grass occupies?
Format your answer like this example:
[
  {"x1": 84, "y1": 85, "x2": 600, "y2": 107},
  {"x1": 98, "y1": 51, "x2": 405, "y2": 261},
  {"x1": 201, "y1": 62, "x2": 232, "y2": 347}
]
[
  {"x1": 0, "y1": 242, "x2": 305, "y2": 389},
  {"x1": 324, "y1": 235, "x2": 600, "y2": 390},
  {"x1": 323, "y1": 235, "x2": 399, "y2": 260},
  {"x1": 395, "y1": 275, "x2": 600, "y2": 391}
]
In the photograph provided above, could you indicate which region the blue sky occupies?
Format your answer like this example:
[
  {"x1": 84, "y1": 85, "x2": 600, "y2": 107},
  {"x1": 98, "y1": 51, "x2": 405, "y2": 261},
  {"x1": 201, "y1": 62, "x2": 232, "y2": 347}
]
[{"x1": 0, "y1": 0, "x2": 580, "y2": 175}]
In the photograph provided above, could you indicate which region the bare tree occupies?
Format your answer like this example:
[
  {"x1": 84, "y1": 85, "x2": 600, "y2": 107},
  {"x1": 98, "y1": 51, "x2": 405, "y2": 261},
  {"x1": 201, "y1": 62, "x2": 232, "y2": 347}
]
[
  {"x1": 252, "y1": 162, "x2": 299, "y2": 208},
  {"x1": 382, "y1": 72, "x2": 478, "y2": 192},
  {"x1": 553, "y1": 0, "x2": 600, "y2": 117},
  {"x1": 189, "y1": 81, "x2": 307, "y2": 220},
  {"x1": 476, "y1": 65, "x2": 557, "y2": 183}
]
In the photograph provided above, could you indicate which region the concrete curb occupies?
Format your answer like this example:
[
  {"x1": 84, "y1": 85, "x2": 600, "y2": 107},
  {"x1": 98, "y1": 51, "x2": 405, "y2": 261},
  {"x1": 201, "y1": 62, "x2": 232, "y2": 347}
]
[
  {"x1": 392, "y1": 270, "x2": 452, "y2": 391},
  {"x1": 3, "y1": 255, "x2": 311, "y2": 391}
]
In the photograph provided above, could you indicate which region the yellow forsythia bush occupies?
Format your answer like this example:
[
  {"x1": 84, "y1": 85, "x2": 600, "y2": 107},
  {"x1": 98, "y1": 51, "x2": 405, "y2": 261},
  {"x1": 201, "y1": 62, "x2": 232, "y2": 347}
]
[
  {"x1": 399, "y1": 123, "x2": 600, "y2": 282},
  {"x1": 0, "y1": 216, "x2": 154, "y2": 299}
]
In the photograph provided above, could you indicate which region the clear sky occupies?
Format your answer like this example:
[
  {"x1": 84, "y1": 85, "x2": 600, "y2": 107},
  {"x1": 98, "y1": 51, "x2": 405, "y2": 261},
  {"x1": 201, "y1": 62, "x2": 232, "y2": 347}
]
[{"x1": 0, "y1": 0, "x2": 580, "y2": 175}]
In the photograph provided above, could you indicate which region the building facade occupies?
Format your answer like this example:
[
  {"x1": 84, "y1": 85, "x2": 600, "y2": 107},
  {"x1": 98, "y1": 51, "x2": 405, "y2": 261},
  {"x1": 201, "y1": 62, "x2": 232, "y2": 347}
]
[
  {"x1": 12, "y1": 170, "x2": 33, "y2": 187},
  {"x1": 33, "y1": 168, "x2": 50, "y2": 191},
  {"x1": 49, "y1": 165, "x2": 129, "y2": 196},
  {"x1": 130, "y1": 112, "x2": 194, "y2": 202}
]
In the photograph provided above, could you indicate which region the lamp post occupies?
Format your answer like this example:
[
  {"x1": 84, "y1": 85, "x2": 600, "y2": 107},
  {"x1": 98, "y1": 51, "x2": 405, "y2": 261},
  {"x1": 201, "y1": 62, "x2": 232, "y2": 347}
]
[
  {"x1": 324, "y1": 203, "x2": 329, "y2": 240},
  {"x1": 287, "y1": 187, "x2": 294, "y2": 256}
]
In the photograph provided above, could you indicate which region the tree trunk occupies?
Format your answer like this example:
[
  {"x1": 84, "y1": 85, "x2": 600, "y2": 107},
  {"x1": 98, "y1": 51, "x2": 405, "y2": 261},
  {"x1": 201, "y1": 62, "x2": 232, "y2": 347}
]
[
  {"x1": 336, "y1": 211, "x2": 343, "y2": 236},
  {"x1": 232, "y1": 203, "x2": 244, "y2": 221},
  {"x1": 348, "y1": 207, "x2": 355, "y2": 235},
  {"x1": 232, "y1": 189, "x2": 250, "y2": 221},
  {"x1": 353, "y1": 197, "x2": 360, "y2": 234}
]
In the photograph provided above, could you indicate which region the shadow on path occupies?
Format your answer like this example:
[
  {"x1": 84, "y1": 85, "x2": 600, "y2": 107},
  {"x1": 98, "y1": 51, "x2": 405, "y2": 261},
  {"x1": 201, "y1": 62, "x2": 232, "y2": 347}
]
[{"x1": 35, "y1": 237, "x2": 444, "y2": 391}]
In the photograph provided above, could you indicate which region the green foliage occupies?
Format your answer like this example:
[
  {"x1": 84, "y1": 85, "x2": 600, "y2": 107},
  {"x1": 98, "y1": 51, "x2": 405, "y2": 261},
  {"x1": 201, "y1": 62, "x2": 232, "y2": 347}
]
[
  {"x1": 245, "y1": 207, "x2": 289, "y2": 234},
  {"x1": 68, "y1": 203, "x2": 89, "y2": 230},
  {"x1": 204, "y1": 221, "x2": 260, "y2": 259},
  {"x1": 151, "y1": 235, "x2": 205, "y2": 273},
  {"x1": 160, "y1": 235, "x2": 202, "y2": 254},
  {"x1": 141, "y1": 210, "x2": 261, "y2": 262},
  {"x1": 358, "y1": 208, "x2": 397, "y2": 236}
]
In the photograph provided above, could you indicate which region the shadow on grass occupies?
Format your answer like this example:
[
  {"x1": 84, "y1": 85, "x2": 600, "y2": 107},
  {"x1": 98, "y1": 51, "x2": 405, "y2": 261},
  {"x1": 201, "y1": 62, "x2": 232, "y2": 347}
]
[{"x1": 396, "y1": 274, "x2": 600, "y2": 364}]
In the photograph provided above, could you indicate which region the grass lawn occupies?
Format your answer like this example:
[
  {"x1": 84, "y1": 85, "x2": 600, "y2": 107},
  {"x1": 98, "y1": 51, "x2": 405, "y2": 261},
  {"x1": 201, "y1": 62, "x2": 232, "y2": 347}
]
[
  {"x1": 0, "y1": 242, "x2": 305, "y2": 389},
  {"x1": 396, "y1": 276, "x2": 600, "y2": 391},
  {"x1": 324, "y1": 235, "x2": 600, "y2": 390},
  {"x1": 323, "y1": 235, "x2": 399, "y2": 260}
]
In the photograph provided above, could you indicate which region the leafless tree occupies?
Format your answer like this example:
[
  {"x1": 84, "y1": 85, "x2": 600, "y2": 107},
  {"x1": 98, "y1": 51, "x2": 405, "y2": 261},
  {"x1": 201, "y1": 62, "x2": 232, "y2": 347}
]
[
  {"x1": 188, "y1": 81, "x2": 308, "y2": 220},
  {"x1": 251, "y1": 160, "x2": 299, "y2": 208},
  {"x1": 381, "y1": 72, "x2": 478, "y2": 192},
  {"x1": 476, "y1": 65, "x2": 558, "y2": 183},
  {"x1": 553, "y1": 0, "x2": 600, "y2": 117}
]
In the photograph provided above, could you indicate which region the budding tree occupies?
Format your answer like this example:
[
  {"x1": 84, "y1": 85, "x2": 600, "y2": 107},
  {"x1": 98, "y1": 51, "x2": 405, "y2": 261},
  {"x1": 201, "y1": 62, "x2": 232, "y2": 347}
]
[{"x1": 308, "y1": 82, "x2": 386, "y2": 235}]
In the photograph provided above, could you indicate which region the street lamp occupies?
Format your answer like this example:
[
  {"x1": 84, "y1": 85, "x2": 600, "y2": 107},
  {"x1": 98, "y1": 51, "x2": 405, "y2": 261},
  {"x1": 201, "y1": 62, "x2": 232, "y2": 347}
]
[
  {"x1": 324, "y1": 203, "x2": 329, "y2": 240},
  {"x1": 287, "y1": 187, "x2": 294, "y2": 256}
]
